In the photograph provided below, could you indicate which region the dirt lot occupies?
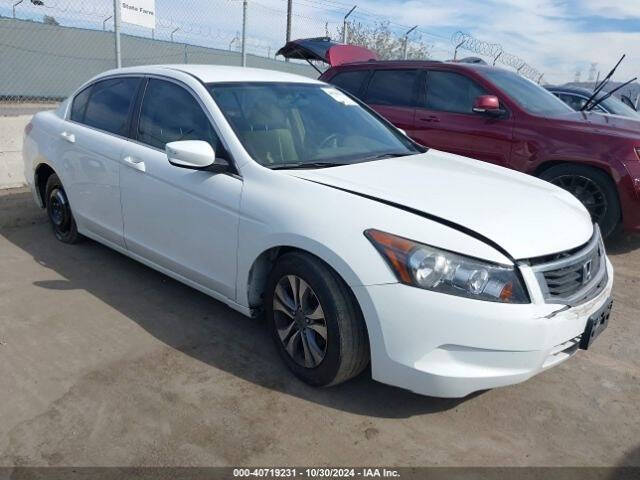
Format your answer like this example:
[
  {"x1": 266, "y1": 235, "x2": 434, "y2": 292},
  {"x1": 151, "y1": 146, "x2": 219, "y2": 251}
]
[{"x1": 0, "y1": 187, "x2": 639, "y2": 467}]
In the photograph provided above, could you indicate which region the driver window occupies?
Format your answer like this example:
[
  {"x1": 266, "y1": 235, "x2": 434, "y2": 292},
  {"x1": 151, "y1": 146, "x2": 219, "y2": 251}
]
[
  {"x1": 424, "y1": 71, "x2": 487, "y2": 114},
  {"x1": 138, "y1": 79, "x2": 220, "y2": 151}
]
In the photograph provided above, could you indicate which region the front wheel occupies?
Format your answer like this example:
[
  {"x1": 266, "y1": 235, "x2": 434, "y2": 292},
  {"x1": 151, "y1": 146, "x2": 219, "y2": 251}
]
[
  {"x1": 265, "y1": 252, "x2": 369, "y2": 387},
  {"x1": 45, "y1": 173, "x2": 81, "y2": 244},
  {"x1": 539, "y1": 164, "x2": 620, "y2": 238}
]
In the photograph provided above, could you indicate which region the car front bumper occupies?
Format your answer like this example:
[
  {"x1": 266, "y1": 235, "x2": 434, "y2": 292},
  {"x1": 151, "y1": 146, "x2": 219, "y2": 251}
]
[{"x1": 352, "y1": 257, "x2": 614, "y2": 398}]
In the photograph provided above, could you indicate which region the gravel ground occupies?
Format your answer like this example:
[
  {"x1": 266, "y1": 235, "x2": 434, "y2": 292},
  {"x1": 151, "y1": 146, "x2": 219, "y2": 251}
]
[{"x1": 0, "y1": 187, "x2": 639, "y2": 468}]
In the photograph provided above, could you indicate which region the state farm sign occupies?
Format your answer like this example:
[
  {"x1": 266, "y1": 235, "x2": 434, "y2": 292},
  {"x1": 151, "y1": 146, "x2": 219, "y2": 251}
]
[{"x1": 121, "y1": 0, "x2": 156, "y2": 29}]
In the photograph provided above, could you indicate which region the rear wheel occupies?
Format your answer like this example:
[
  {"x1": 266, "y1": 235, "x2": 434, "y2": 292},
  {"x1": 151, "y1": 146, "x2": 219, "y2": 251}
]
[
  {"x1": 265, "y1": 252, "x2": 369, "y2": 387},
  {"x1": 45, "y1": 174, "x2": 81, "y2": 244},
  {"x1": 539, "y1": 164, "x2": 620, "y2": 238}
]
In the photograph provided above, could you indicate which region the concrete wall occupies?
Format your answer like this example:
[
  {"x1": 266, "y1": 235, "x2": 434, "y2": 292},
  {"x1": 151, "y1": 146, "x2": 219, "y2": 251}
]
[
  {"x1": 0, "y1": 114, "x2": 30, "y2": 188},
  {"x1": 0, "y1": 17, "x2": 316, "y2": 100}
]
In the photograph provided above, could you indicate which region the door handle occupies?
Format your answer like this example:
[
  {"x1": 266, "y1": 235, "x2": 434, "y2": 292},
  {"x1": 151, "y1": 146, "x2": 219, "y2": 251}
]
[
  {"x1": 60, "y1": 131, "x2": 76, "y2": 143},
  {"x1": 419, "y1": 116, "x2": 440, "y2": 123},
  {"x1": 122, "y1": 155, "x2": 146, "y2": 172}
]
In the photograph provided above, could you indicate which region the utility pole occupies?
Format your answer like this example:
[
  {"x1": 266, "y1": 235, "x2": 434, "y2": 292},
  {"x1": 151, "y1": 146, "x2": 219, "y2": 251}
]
[
  {"x1": 402, "y1": 25, "x2": 417, "y2": 60},
  {"x1": 113, "y1": 0, "x2": 122, "y2": 68},
  {"x1": 241, "y1": 0, "x2": 247, "y2": 67},
  {"x1": 342, "y1": 5, "x2": 356, "y2": 44},
  {"x1": 285, "y1": 0, "x2": 292, "y2": 61}
]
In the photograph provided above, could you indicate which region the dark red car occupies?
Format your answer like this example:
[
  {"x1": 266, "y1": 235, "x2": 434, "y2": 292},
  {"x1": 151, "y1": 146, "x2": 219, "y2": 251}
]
[{"x1": 279, "y1": 38, "x2": 640, "y2": 238}]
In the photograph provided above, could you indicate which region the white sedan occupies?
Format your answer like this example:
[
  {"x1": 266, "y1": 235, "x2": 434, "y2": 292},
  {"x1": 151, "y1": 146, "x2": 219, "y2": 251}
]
[{"x1": 23, "y1": 65, "x2": 614, "y2": 397}]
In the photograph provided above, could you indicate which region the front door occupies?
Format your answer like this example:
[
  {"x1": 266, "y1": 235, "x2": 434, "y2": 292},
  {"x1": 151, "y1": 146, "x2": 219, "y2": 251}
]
[
  {"x1": 413, "y1": 70, "x2": 514, "y2": 167},
  {"x1": 119, "y1": 78, "x2": 242, "y2": 299}
]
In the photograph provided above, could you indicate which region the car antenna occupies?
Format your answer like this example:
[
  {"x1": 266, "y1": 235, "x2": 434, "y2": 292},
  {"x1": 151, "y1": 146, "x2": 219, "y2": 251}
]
[
  {"x1": 586, "y1": 76, "x2": 638, "y2": 112},
  {"x1": 581, "y1": 54, "x2": 625, "y2": 111}
]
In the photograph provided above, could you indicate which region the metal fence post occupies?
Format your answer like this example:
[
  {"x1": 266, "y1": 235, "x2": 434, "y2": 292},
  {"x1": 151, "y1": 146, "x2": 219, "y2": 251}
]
[
  {"x1": 113, "y1": 0, "x2": 122, "y2": 68},
  {"x1": 285, "y1": 0, "x2": 291, "y2": 61},
  {"x1": 12, "y1": 0, "x2": 23, "y2": 19},
  {"x1": 403, "y1": 25, "x2": 417, "y2": 60},
  {"x1": 103, "y1": 15, "x2": 112, "y2": 31},
  {"x1": 342, "y1": 5, "x2": 356, "y2": 44},
  {"x1": 241, "y1": 0, "x2": 247, "y2": 67}
]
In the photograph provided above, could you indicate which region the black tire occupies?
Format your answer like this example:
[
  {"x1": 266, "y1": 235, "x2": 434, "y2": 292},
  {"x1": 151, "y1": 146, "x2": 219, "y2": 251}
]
[
  {"x1": 45, "y1": 173, "x2": 81, "y2": 244},
  {"x1": 539, "y1": 164, "x2": 621, "y2": 238},
  {"x1": 265, "y1": 252, "x2": 369, "y2": 387}
]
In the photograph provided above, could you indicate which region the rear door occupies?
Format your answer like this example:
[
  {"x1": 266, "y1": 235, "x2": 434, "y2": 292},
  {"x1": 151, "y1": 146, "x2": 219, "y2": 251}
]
[
  {"x1": 326, "y1": 69, "x2": 370, "y2": 99},
  {"x1": 361, "y1": 69, "x2": 420, "y2": 137},
  {"x1": 414, "y1": 70, "x2": 514, "y2": 167},
  {"x1": 60, "y1": 76, "x2": 142, "y2": 247}
]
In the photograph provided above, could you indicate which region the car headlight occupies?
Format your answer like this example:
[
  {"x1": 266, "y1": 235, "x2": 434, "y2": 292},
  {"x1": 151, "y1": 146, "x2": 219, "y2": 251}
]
[{"x1": 364, "y1": 229, "x2": 529, "y2": 303}]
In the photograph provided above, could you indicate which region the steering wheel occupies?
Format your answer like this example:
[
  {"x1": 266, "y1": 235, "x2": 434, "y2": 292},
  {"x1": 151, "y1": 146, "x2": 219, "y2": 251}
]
[{"x1": 319, "y1": 133, "x2": 346, "y2": 150}]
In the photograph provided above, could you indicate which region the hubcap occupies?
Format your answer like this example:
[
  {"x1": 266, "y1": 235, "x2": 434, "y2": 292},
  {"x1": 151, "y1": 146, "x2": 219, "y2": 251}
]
[
  {"x1": 273, "y1": 275, "x2": 327, "y2": 368},
  {"x1": 48, "y1": 188, "x2": 70, "y2": 232},
  {"x1": 551, "y1": 175, "x2": 607, "y2": 224}
]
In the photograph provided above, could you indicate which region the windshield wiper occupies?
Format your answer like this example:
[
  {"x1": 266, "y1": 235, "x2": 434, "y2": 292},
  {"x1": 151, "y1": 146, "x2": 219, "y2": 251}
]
[
  {"x1": 581, "y1": 54, "x2": 625, "y2": 111},
  {"x1": 269, "y1": 161, "x2": 348, "y2": 170},
  {"x1": 357, "y1": 152, "x2": 413, "y2": 162},
  {"x1": 587, "y1": 77, "x2": 638, "y2": 112}
]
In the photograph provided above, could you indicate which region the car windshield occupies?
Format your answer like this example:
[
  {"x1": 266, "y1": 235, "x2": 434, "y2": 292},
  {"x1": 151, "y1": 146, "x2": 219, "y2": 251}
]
[
  {"x1": 481, "y1": 69, "x2": 573, "y2": 116},
  {"x1": 207, "y1": 82, "x2": 419, "y2": 168},
  {"x1": 599, "y1": 94, "x2": 640, "y2": 118}
]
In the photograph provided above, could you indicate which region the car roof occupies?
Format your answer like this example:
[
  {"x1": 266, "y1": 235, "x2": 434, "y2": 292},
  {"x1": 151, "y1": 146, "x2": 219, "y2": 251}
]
[
  {"x1": 92, "y1": 64, "x2": 322, "y2": 85},
  {"x1": 547, "y1": 86, "x2": 594, "y2": 96},
  {"x1": 547, "y1": 85, "x2": 613, "y2": 99},
  {"x1": 328, "y1": 59, "x2": 511, "y2": 75}
]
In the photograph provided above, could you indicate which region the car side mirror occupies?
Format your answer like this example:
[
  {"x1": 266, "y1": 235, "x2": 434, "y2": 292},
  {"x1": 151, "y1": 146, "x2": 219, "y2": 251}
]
[
  {"x1": 166, "y1": 140, "x2": 228, "y2": 173},
  {"x1": 473, "y1": 95, "x2": 502, "y2": 117}
]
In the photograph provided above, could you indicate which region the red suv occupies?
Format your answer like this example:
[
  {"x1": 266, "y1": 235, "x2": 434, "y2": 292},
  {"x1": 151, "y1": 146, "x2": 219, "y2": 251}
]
[{"x1": 279, "y1": 39, "x2": 640, "y2": 238}]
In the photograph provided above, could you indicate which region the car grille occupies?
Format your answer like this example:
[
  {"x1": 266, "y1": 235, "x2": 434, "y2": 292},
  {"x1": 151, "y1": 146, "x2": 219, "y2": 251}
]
[{"x1": 528, "y1": 226, "x2": 607, "y2": 305}]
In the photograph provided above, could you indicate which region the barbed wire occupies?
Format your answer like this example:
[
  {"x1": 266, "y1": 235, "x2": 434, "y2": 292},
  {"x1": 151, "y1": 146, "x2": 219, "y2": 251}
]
[{"x1": 451, "y1": 31, "x2": 543, "y2": 82}]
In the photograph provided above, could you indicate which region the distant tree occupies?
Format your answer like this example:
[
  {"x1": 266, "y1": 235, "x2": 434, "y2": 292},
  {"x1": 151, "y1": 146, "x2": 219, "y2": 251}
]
[
  {"x1": 43, "y1": 15, "x2": 60, "y2": 26},
  {"x1": 336, "y1": 20, "x2": 431, "y2": 60}
]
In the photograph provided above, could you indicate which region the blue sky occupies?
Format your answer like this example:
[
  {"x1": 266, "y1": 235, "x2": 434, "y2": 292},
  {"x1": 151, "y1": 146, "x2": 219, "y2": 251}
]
[{"x1": 1, "y1": 0, "x2": 639, "y2": 85}]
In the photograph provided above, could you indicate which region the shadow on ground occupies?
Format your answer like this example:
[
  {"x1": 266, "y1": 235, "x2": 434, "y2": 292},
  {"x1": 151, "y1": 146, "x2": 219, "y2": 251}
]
[
  {"x1": 1, "y1": 191, "x2": 473, "y2": 419},
  {"x1": 605, "y1": 229, "x2": 640, "y2": 255}
]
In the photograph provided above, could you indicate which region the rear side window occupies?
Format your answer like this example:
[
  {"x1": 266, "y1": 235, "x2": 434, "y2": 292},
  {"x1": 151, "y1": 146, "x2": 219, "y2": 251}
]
[
  {"x1": 83, "y1": 77, "x2": 141, "y2": 135},
  {"x1": 424, "y1": 71, "x2": 486, "y2": 114},
  {"x1": 365, "y1": 70, "x2": 418, "y2": 106},
  {"x1": 329, "y1": 70, "x2": 369, "y2": 97},
  {"x1": 70, "y1": 86, "x2": 91, "y2": 122},
  {"x1": 137, "y1": 79, "x2": 220, "y2": 151}
]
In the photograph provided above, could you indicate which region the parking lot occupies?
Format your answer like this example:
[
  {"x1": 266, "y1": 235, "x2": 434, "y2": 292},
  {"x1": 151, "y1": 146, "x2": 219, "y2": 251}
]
[{"x1": 1, "y1": 186, "x2": 639, "y2": 467}]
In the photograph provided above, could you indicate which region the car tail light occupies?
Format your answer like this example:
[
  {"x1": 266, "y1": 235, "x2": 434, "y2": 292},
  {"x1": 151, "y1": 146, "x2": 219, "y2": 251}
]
[
  {"x1": 635, "y1": 147, "x2": 640, "y2": 161},
  {"x1": 24, "y1": 122, "x2": 33, "y2": 136}
]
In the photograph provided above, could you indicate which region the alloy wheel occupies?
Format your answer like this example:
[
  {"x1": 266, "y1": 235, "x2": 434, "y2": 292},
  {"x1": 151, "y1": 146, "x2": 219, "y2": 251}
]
[
  {"x1": 272, "y1": 275, "x2": 328, "y2": 368},
  {"x1": 550, "y1": 174, "x2": 608, "y2": 224}
]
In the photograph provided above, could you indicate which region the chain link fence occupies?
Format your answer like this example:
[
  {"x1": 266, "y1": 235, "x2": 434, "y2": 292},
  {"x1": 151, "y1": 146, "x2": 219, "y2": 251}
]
[{"x1": 0, "y1": 0, "x2": 544, "y2": 103}]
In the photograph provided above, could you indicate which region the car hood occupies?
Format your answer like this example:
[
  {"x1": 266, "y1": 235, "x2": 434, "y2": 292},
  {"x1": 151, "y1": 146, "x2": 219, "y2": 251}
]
[
  {"x1": 549, "y1": 111, "x2": 640, "y2": 136},
  {"x1": 585, "y1": 111, "x2": 640, "y2": 133},
  {"x1": 285, "y1": 150, "x2": 593, "y2": 260}
]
